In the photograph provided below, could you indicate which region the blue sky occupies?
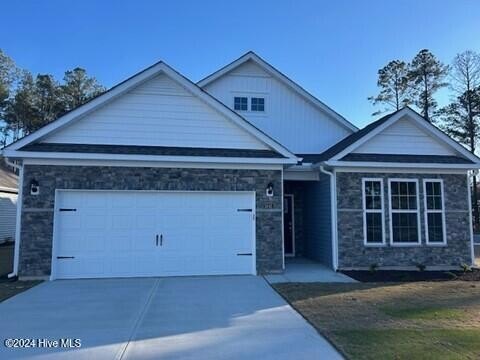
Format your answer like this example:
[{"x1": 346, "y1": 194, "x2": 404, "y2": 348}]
[{"x1": 1, "y1": 0, "x2": 479, "y2": 127}]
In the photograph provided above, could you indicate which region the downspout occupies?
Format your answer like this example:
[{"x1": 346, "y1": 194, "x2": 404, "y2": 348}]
[
  {"x1": 318, "y1": 165, "x2": 339, "y2": 271},
  {"x1": 468, "y1": 170, "x2": 478, "y2": 267},
  {"x1": 4, "y1": 157, "x2": 23, "y2": 279}
]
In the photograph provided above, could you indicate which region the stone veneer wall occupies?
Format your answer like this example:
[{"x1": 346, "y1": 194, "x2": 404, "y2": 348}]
[
  {"x1": 19, "y1": 165, "x2": 283, "y2": 277},
  {"x1": 336, "y1": 172, "x2": 472, "y2": 269}
]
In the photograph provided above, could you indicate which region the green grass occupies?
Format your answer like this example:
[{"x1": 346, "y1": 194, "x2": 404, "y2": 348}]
[
  {"x1": 274, "y1": 282, "x2": 480, "y2": 360},
  {"x1": 333, "y1": 329, "x2": 480, "y2": 360},
  {"x1": 381, "y1": 306, "x2": 467, "y2": 321}
]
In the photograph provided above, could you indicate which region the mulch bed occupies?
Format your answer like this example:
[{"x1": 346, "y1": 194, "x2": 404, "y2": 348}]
[{"x1": 342, "y1": 268, "x2": 480, "y2": 282}]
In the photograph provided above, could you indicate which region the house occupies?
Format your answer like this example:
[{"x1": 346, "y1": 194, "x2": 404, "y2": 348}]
[
  {"x1": 2, "y1": 52, "x2": 479, "y2": 280},
  {"x1": 0, "y1": 159, "x2": 18, "y2": 243}
]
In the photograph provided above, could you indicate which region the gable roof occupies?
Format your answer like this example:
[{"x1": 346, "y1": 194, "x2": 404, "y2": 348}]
[
  {"x1": 311, "y1": 107, "x2": 480, "y2": 168},
  {"x1": 3, "y1": 60, "x2": 299, "y2": 164},
  {"x1": 197, "y1": 51, "x2": 358, "y2": 132}
]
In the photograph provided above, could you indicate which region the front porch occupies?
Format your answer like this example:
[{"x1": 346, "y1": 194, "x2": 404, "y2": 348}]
[
  {"x1": 283, "y1": 178, "x2": 334, "y2": 268},
  {"x1": 265, "y1": 258, "x2": 355, "y2": 283}
]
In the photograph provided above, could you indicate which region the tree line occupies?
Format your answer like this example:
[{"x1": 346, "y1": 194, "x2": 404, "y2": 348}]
[
  {"x1": 0, "y1": 49, "x2": 105, "y2": 146},
  {"x1": 370, "y1": 48, "x2": 480, "y2": 227}
]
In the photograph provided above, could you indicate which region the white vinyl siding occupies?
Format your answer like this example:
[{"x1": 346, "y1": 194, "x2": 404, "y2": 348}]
[
  {"x1": 354, "y1": 117, "x2": 456, "y2": 156},
  {"x1": 0, "y1": 192, "x2": 17, "y2": 242},
  {"x1": 423, "y1": 179, "x2": 446, "y2": 245},
  {"x1": 43, "y1": 74, "x2": 268, "y2": 150},
  {"x1": 388, "y1": 179, "x2": 421, "y2": 246},
  {"x1": 203, "y1": 60, "x2": 352, "y2": 154},
  {"x1": 362, "y1": 179, "x2": 385, "y2": 245}
]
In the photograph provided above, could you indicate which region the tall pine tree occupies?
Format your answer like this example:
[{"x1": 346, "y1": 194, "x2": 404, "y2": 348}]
[
  {"x1": 369, "y1": 60, "x2": 411, "y2": 115},
  {"x1": 439, "y1": 50, "x2": 480, "y2": 227},
  {"x1": 409, "y1": 49, "x2": 449, "y2": 122}
]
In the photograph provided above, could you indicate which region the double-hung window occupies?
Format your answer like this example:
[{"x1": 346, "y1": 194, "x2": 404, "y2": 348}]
[
  {"x1": 234, "y1": 97, "x2": 248, "y2": 111},
  {"x1": 389, "y1": 179, "x2": 421, "y2": 245},
  {"x1": 423, "y1": 179, "x2": 446, "y2": 245},
  {"x1": 362, "y1": 179, "x2": 385, "y2": 245}
]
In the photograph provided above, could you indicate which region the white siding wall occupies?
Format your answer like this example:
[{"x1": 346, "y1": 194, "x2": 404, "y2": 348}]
[
  {"x1": 203, "y1": 60, "x2": 352, "y2": 154},
  {"x1": 0, "y1": 192, "x2": 17, "y2": 242},
  {"x1": 354, "y1": 117, "x2": 456, "y2": 155},
  {"x1": 44, "y1": 74, "x2": 268, "y2": 150}
]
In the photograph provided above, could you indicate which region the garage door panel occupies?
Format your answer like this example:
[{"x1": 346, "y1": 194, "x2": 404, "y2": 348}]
[
  {"x1": 84, "y1": 214, "x2": 107, "y2": 229},
  {"x1": 111, "y1": 215, "x2": 133, "y2": 229},
  {"x1": 54, "y1": 191, "x2": 255, "y2": 279}
]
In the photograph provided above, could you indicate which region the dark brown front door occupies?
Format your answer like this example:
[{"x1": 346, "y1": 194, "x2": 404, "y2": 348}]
[{"x1": 284, "y1": 194, "x2": 294, "y2": 256}]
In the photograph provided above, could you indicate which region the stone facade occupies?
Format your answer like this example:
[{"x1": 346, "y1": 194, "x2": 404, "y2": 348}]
[
  {"x1": 336, "y1": 172, "x2": 472, "y2": 269},
  {"x1": 19, "y1": 165, "x2": 283, "y2": 277}
]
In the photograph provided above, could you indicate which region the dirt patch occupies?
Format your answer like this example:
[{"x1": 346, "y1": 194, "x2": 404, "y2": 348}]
[
  {"x1": 0, "y1": 278, "x2": 41, "y2": 302},
  {"x1": 342, "y1": 269, "x2": 480, "y2": 282}
]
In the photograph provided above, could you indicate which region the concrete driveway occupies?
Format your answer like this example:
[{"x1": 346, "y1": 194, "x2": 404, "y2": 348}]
[{"x1": 0, "y1": 276, "x2": 342, "y2": 360}]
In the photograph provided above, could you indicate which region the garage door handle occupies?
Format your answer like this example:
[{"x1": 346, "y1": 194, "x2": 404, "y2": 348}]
[
  {"x1": 237, "y1": 253, "x2": 252, "y2": 256},
  {"x1": 57, "y1": 256, "x2": 75, "y2": 259},
  {"x1": 156, "y1": 234, "x2": 159, "y2": 246},
  {"x1": 160, "y1": 234, "x2": 163, "y2": 246},
  {"x1": 59, "y1": 208, "x2": 77, "y2": 212}
]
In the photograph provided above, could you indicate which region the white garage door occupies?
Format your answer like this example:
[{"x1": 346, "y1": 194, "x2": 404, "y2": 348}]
[{"x1": 52, "y1": 191, "x2": 255, "y2": 279}]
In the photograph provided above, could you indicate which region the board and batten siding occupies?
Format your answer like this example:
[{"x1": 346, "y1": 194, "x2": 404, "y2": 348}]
[
  {"x1": 202, "y1": 60, "x2": 353, "y2": 154},
  {"x1": 43, "y1": 74, "x2": 268, "y2": 150},
  {"x1": 0, "y1": 192, "x2": 17, "y2": 242},
  {"x1": 354, "y1": 117, "x2": 456, "y2": 155}
]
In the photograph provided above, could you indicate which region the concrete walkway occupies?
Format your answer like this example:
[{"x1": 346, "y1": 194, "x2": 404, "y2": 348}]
[
  {"x1": 0, "y1": 276, "x2": 342, "y2": 360},
  {"x1": 265, "y1": 258, "x2": 356, "y2": 283}
]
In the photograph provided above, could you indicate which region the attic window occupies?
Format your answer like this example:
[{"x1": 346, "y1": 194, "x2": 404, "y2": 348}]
[
  {"x1": 251, "y1": 97, "x2": 265, "y2": 112},
  {"x1": 234, "y1": 97, "x2": 248, "y2": 111}
]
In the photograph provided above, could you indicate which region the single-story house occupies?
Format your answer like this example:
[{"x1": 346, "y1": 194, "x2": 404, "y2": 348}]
[
  {"x1": 0, "y1": 159, "x2": 18, "y2": 243},
  {"x1": 2, "y1": 52, "x2": 480, "y2": 280}
]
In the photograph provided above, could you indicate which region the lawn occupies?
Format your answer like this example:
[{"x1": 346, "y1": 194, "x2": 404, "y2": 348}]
[
  {"x1": 0, "y1": 279, "x2": 41, "y2": 302},
  {"x1": 273, "y1": 282, "x2": 480, "y2": 360}
]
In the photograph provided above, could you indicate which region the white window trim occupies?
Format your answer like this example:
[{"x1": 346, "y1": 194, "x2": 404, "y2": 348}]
[
  {"x1": 423, "y1": 179, "x2": 447, "y2": 246},
  {"x1": 250, "y1": 97, "x2": 266, "y2": 112},
  {"x1": 233, "y1": 96, "x2": 248, "y2": 111},
  {"x1": 388, "y1": 178, "x2": 422, "y2": 246},
  {"x1": 362, "y1": 178, "x2": 386, "y2": 246}
]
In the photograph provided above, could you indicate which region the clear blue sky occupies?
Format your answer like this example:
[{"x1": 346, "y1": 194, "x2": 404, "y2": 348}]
[{"x1": 1, "y1": 0, "x2": 479, "y2": 127}]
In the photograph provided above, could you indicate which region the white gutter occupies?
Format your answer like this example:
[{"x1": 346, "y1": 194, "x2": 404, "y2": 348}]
[
  {"x1": 318, "y1": 165, "x2": 339, "y2": 271},
  {"x1": 4, "y1": 158, "x2": 22, "y2": 278}
]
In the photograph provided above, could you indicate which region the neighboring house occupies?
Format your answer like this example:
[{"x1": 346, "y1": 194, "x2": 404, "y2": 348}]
[
  {"x1": 2, "y1": 52, "x2": 480, "y2": 280},
  {"x1": 0, "y1": 159, "x2": 18, "y2": 243}
]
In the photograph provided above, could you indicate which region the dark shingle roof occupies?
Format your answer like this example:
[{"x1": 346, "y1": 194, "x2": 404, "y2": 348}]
[
  {"x1": 341, "y1": 153, "x2": 474, "y2": 164},
  {"x1": 20, "y1": 143, "x2": 285, "y2": 159}
]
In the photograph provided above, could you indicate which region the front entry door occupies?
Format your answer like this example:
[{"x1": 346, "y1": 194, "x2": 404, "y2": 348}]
[{"x1": 283, "y1": 194, "x2": 295, "y2": 256}]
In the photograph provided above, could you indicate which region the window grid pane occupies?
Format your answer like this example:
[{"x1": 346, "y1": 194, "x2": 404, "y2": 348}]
[
  {"x1": 251, "y1": 97, "x2": 265, "y2": 111},
  {"x1": 234, "y1": 97, "x2": 248, "y2": 111},
  {"x1": 390, "y1": 181, "x2": 419, "y2": 244},
  {"x1": 363, "y1": 180, "x2": 384, "y2": 244},
  {"x1": 425, "y1": 181, "x2": 445, "y2": 243}
]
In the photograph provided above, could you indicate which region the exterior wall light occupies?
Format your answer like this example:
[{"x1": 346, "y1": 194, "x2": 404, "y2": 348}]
[
  {"x1": 266, "y1": 182, "x2": 274, "y2": 197},
  {"x1": 30, "y1": 179, "x2": 40, "y2": 196}
]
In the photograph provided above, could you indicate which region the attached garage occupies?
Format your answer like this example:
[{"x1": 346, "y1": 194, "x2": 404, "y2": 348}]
[
  {"x1": 5, "y1": 60, "x2": 296, "y2": 279},
  {"x1": 52, "y1": 190, "x2": 255, "y2": 279}
]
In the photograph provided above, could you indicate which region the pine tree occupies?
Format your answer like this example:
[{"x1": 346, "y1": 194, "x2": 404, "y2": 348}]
[
  {"x1": 409, "y1": 49, "x2": 449, "y2": 122},
  {"x1": 369, "y1": 60, "x2": 411, "y2": 114}
]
